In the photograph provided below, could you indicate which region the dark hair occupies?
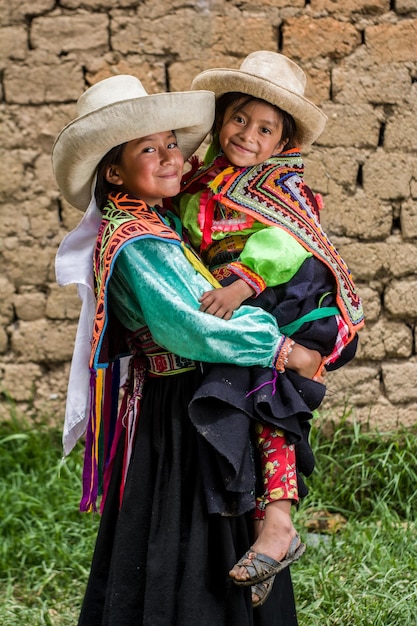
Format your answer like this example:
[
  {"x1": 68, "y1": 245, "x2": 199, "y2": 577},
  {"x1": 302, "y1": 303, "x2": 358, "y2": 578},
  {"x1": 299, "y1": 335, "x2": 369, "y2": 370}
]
[
  {"x1": 94, "y1": 142, "x2": 127, "y2": 210},
  {"x1": 212, "y1": 92, "x2": 298, "y2": 153}
]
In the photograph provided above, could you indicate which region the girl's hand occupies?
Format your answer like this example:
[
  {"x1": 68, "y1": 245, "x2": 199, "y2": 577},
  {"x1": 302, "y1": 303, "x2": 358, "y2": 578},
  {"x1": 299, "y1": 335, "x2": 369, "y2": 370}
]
[{"x1": 199, "y1": 280, "x2": 255, "y2": 320}]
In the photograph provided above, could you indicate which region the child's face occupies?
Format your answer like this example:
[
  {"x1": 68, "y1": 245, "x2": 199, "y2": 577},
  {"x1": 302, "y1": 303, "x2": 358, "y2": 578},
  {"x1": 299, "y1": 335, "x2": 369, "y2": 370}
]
[
  {"x1": 105, "y1": 131, "x2": 184, "y2": 206},
  {"x1": 219, "y1": 99, "x2": 288, "y2": 167}
]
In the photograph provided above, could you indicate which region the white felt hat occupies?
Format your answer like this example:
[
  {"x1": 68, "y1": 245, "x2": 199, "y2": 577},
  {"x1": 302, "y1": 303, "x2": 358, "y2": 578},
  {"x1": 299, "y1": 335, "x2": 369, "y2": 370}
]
[
  {"x1": 191, "y1": 51, "x2": 327, "y2": 147},
  {"x1": 52, "y1": 74, "x2": 215, "y2": 210}
]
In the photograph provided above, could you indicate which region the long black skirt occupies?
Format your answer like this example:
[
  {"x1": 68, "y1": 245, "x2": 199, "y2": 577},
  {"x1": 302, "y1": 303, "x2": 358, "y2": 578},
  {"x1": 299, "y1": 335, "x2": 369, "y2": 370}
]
[{"x1": 78, "y1": 370, "x2": 298, "y2": 626}]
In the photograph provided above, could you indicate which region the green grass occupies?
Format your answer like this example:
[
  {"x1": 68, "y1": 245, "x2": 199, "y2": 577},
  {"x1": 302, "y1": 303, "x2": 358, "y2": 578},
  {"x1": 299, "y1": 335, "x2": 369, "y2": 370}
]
[
  {"x1": 292, "y1": 415, "x2": 417, "y2": 625},
  {"x1": 0, "y1": 416, "x2": 99, "y2": 625},
  {"x1": 0, "y1": 411, "x2": 416, "y2": 624}
]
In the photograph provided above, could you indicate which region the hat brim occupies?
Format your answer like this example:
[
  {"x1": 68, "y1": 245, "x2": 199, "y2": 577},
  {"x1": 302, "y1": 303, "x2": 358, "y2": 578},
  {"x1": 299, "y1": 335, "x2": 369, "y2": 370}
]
[
  {"x1": 52, "y1": 91, "x2": 215, "y2": 211},
  {"x1": 191, "y1": 69, "x2": 327, "y2": 147}
]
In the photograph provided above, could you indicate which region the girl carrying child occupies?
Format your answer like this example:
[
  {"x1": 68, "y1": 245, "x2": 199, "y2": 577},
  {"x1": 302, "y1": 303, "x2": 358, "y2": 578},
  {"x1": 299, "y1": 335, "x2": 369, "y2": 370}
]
[{"x1": 52, "y1": 73, "x2": 321, "y2": 624}]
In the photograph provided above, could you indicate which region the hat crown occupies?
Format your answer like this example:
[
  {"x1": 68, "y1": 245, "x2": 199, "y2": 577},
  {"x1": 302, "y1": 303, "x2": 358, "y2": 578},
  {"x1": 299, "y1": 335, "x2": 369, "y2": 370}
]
[
  {"x1": 239, "y1": 51, "x2": 306, "y2": 97},
  {"x1": 77, "y1": 75, "x2": 149, "y2": 117}
]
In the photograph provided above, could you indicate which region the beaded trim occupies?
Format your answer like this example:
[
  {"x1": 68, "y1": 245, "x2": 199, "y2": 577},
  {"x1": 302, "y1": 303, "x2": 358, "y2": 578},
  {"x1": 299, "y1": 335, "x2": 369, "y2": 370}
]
[
  {"x1": 274, "y1": 337, "x2": 295, "y2": 373},
  {"x1": 228, "y1": 261, "x2": 266, "y2": 296}
]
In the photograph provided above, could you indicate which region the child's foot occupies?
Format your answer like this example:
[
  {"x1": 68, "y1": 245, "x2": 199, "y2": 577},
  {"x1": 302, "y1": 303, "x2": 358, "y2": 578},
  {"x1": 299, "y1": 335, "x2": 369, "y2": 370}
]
[
  {"x1": 229, "y1": 503, "x2": 304, "y2": 584},
  {"x1": 229, "y1": 535, "x2": 305, "y2": 586}
]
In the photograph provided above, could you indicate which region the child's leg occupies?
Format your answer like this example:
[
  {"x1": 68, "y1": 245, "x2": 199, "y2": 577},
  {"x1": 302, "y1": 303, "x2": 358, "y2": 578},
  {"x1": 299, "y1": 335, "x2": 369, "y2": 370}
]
[
  {"x1": 253, "y1": 422, "x2": 299, "y2": 519},
  {"x1": 230, "y1": 424, "x2": 302, "y2": 583}
]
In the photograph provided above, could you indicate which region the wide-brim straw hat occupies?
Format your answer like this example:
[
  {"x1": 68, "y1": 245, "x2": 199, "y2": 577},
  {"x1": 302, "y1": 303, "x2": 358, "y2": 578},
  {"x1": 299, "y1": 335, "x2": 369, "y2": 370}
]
[
  {"x1": 191, "y1": 51, "x2": 327, "y2": 147},
  {"x1": 52, "y1": 74, "x2": 215, "y2": 211}
]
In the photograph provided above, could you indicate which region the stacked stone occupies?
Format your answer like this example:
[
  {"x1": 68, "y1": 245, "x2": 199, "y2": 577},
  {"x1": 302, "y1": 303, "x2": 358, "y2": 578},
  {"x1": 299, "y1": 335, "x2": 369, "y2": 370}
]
[{"x1": 0, "y1": 0, "x2": 416, "y2": 429}]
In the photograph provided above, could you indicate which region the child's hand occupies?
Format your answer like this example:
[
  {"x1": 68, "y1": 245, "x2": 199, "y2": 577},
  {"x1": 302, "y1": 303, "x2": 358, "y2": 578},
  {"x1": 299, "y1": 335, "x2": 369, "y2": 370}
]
[
  {"x1": 286, "y1": 343, "x2": 322, "y2": 380},
  {"x1": 199, "y1": 279, "x2": 255, "y2": 320}
]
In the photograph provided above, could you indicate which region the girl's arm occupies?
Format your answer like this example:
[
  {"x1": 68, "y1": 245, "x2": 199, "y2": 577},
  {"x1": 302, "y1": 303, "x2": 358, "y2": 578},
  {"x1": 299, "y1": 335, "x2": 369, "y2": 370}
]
[
  {"x1": 199, "y1": 278, "x2": 255, "y2": 320},
  {"x1": 108, "y1": 237, "x2": 321, "y2": 375}
]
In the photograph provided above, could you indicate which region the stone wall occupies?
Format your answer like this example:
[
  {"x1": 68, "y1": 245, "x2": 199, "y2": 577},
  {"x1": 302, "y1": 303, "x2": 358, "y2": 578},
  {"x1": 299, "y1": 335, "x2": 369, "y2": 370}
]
[{"x1": 1, "y1": 0, "x2": 416, "y2": 431}]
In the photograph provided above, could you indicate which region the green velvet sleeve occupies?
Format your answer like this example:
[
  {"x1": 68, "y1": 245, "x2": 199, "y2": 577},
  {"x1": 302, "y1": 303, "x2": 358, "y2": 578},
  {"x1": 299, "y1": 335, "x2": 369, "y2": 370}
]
[
  {"x1": 178, "y1": 192, "x2": 204, "y2": 249},
  {"x1": 238, "y1": 227, "x2": 312, "y2": 287},
  {"x1": 108, "y1": 238, "x2": 284, "y2": 368}
]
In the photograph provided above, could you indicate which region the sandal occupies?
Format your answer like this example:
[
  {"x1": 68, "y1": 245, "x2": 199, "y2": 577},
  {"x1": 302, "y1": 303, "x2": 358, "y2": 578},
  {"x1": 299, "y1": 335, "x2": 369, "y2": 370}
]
[
  {"x1": 231, "y1": 534, "x2": 306, "y2": 586},
  {"x1": 252, "y1": 575, "x2": 276, "y2": 608}
]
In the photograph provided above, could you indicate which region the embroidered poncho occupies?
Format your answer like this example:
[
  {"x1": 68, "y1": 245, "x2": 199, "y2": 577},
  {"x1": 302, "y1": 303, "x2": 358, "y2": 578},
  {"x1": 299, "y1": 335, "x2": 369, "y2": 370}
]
[{"x1": 180, "y1": 150, "x2": 364, "y2": 342}]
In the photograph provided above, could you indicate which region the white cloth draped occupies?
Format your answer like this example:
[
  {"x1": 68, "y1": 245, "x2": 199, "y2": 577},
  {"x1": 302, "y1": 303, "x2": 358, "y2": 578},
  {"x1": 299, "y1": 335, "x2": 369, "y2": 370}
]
[{"x1": 55, "y1": 191, "x2": 102, "y2": 455}]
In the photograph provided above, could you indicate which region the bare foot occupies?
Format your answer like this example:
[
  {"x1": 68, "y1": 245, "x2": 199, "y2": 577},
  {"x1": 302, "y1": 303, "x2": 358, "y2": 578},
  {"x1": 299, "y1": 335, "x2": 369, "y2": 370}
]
[{"x1": 229, "y1": 500, "x2": 298, "y2": 582}]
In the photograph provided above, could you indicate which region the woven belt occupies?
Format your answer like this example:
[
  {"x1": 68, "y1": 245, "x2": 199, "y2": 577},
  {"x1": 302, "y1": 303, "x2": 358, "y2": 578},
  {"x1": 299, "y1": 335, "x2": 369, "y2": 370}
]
[
  {"x1": 203, "y1": 234, "x2": 250, "y2": 266},
  {"x1": 211, "y1": 265, "x2": 235, "y2": 283},
  {"x1": 147, "y1": 352, "x2": 196, "y2": 376}
]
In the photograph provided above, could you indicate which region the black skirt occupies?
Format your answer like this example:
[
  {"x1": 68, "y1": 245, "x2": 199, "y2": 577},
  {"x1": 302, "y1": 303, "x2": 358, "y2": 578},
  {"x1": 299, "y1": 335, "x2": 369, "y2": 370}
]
[{"x1": 78, "y1": 370, "x2": 298, "y2": 626}]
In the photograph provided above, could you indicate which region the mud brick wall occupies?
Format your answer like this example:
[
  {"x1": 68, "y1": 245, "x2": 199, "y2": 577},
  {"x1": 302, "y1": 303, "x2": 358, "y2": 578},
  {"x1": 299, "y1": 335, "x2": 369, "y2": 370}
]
[{"x1": 1, "y1": 0, "x2": 416, "y2": 431}]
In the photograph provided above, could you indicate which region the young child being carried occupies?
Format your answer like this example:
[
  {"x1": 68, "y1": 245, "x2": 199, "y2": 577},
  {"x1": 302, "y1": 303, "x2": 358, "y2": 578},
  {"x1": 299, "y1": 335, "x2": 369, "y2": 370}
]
[{"x1": 176, "y1": 51, "x2": 364, "y2": 607}]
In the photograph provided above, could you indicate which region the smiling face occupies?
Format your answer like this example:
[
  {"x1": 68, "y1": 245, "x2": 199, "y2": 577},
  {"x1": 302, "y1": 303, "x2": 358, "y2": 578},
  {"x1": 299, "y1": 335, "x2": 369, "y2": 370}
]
[
  {"x1": 218, "y1": 97, "x2": 288, "y2": 167},
  {"x1": 105, "y1": 131, "x2": 184, "y2": 207}
]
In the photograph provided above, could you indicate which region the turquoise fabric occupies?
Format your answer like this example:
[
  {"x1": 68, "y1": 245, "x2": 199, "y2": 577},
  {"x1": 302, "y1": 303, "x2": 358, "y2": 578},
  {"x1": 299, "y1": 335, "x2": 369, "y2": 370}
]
[
  {"x1": 108, "y1": 238, "x2": 283, "y2": 368},
  {"x1": 280, "y1": 307, "x2": 340, "y2": 336}
]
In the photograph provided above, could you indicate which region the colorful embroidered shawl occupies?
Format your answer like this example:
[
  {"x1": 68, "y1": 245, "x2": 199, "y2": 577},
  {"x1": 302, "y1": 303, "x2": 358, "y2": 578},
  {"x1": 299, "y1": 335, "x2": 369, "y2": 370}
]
[
  {"x1": 81, "y1": 191, "x2": 182, "y2": 512},
  {"x1": 91, "y1": 192, "x2": 182, "y2": 368},
  {"x1": 181, "y1": 150, "x2": 364, "y2": 338}
]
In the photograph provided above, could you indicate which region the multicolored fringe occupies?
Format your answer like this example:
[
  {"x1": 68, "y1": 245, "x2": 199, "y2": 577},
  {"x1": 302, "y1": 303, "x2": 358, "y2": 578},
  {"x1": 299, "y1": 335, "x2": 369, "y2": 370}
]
[
  {"x1": 80, "y1": 360, "x2": 122, "y2": 513},
  {"x1": 80, "y1": 368, "x2": 103, "y2": 512}
]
